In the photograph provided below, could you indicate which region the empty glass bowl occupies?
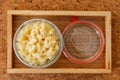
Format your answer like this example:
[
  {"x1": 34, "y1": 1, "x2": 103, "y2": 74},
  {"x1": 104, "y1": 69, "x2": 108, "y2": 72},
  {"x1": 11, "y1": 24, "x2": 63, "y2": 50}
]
[{"x1": 62, "y1": 19, "x2": 105, "y2": 64}]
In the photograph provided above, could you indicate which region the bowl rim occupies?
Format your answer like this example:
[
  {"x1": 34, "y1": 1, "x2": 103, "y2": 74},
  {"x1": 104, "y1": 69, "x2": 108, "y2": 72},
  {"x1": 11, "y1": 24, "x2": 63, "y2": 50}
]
[
  {"x1": 62, "y1": 20, "x2": 105, "y2": 64},
  {"x1": 13, "y1": 18, "x2": 64, "y2": 68}
]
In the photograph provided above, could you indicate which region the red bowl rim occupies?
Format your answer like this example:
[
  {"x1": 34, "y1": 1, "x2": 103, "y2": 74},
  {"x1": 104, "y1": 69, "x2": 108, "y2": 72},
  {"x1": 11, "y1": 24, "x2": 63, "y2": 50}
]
[{"x1": 62, "y1": 20, "x2": 105, "y2": 64}]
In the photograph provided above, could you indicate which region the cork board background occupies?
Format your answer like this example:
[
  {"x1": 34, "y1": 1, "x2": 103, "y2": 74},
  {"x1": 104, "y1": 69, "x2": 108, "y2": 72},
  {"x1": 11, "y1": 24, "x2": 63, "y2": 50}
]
[{"x1": 0, "y1": 0, "x2": 119, "y2": 80}]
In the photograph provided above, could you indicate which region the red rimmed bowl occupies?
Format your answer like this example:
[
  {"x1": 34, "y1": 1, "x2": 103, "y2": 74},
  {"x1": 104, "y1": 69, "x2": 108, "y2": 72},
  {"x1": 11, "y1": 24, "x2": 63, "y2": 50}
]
[{"x1": 62, "y1": 17, "x2": 105, "y2": 64}]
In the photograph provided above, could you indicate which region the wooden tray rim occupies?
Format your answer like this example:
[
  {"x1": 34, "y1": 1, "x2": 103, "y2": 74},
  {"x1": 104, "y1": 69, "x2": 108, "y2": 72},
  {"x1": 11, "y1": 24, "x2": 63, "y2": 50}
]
[{"x1": 7, "y1": 10, "x2": 112, "y2": 73}]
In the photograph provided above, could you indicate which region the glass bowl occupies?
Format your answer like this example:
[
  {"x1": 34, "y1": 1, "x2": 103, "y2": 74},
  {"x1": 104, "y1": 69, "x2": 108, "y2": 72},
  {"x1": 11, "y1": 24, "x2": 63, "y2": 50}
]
[
  {"x1": 62, "y1": 20, "x2": 105, "y2": 64},
  {"x1": 13, "y1": 19, "x2": 64, "y2": 68}
]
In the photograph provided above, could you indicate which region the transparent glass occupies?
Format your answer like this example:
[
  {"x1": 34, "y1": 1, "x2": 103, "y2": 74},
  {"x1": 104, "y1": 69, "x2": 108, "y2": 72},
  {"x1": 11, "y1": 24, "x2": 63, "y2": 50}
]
[
  {"x1": 63, "y1": 21, "x2": 105, "y2": 64},
  {"x1": 13, "y1": 19, "x2": 64, "y2": 68}
]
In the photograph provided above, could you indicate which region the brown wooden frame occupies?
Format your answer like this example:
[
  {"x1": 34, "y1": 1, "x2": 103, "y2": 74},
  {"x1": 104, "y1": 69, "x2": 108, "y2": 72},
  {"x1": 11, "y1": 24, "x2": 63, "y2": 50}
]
[{"x1": 7, "y1": 10, "x2": 111, "y2": 73}]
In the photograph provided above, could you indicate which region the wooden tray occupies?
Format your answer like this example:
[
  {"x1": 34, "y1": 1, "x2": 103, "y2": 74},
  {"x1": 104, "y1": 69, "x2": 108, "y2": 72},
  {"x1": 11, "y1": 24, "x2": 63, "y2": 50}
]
[{"x1": 7, "y1": 10, "x2": 111, "y2": 73}]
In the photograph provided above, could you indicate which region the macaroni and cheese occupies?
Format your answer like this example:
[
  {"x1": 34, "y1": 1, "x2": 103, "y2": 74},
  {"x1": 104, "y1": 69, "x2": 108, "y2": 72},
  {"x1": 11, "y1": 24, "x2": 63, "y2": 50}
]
[{"x1": 16, "y1": 21, "x2": 60, "y2": 66}]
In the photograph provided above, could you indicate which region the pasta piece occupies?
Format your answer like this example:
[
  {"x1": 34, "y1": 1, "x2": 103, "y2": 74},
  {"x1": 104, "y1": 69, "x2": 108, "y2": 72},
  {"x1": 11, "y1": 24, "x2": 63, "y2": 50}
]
[
  {"x1": 38, "y1": 56, "x2": 48, "y2": 65},
  {"x1": 49, "y1": 28, "x2": 55, "y2": 35},
  {"x1": 46, "y1": 47, "x2": 55, "y2": 60}
]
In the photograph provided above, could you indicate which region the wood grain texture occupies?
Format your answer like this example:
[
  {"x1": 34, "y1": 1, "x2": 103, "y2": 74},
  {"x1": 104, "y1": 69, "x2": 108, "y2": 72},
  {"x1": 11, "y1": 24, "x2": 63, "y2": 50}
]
[
  {"x1": 0, "y1": 0, "x2": 119, "y2": 79},
  {"x1": 7, "y1": 11, "x2": 111, "y2": 73},
  {"x1": 7, "y1": 68, "x2": 111, "y2": 74},
  {"x1": 7, "y1": 13, "x2": 12, "y2": 69},
  {"x1": 105, "y1": 13, "x2": 112, "y2": 70},
  {"x1": 8, "y1": 10, "x2": 110, "y2": 16}
]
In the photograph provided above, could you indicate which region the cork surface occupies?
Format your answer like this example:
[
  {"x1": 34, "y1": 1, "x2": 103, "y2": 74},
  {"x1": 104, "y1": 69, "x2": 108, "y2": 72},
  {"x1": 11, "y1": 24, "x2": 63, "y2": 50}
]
[{"x1": 0, "y1": 0, "x2": 119, "y2": 79}]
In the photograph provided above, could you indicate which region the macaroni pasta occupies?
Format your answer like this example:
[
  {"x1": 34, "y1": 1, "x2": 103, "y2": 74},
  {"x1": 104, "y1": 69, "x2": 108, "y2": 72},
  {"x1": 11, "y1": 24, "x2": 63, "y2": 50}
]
[{"x1": 16, "y1": 21, "x2": 60, "y2": 66}]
